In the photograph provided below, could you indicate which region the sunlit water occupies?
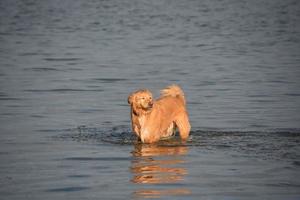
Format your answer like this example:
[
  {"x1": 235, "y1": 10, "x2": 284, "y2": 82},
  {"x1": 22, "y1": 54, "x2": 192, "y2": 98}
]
[{"x1": 1, "y1": 0, "x2": 300, "y2": 199}]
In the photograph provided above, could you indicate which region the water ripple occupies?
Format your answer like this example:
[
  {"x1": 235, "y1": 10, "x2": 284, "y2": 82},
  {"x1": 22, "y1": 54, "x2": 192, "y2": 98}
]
[
  {"x1": 46, "y1": 186, "x2": 89, "y2": 193},
  {"x1": 54, "y1": 125, "x2": 300, "y2": 162},
  {"x1": 65, "y1": 157, "x2": 130, "y2": 161},
  {"x1": 24, "y1": 67, "x2": 64, "y2": 72},
  {"x1": 25, "y1": 89, "x2": 104, "y2": 93},
  {"x1": 44, "y1": 58, "x2": 83, "y2": 62}
]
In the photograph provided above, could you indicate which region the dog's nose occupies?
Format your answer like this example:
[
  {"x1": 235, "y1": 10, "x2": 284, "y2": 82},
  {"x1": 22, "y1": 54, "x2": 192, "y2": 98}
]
[{"x1": 149, "y1": 102, "x2": 153, "y2": 108}]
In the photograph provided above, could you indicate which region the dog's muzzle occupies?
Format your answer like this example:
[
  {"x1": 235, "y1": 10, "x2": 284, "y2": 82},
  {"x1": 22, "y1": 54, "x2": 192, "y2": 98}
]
[{"x1": 148, "y1": 102, "x2": 153, "y2": 109}]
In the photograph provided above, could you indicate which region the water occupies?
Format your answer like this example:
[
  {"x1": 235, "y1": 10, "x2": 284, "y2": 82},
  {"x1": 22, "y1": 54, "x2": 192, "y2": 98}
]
[{"x1": 0, "y1": 0, "x2": 300, "y2": 199}]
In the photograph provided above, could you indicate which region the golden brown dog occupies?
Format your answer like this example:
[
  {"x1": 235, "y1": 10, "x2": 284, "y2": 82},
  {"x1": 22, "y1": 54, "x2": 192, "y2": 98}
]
[{"x1": 128, "y1": 85, "x2": 191, "y2": 143}]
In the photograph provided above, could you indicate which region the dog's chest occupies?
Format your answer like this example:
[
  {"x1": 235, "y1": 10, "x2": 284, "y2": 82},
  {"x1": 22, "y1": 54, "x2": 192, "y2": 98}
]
[{"x1": 138, "y1": 115, "x2": 146, "y2": 128}]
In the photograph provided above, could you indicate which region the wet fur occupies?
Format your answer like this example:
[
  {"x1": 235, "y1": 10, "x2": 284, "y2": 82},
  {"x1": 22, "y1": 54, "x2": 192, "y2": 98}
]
[{"x1": 128, "y1": 85, "x2": 191, "y2": 143}]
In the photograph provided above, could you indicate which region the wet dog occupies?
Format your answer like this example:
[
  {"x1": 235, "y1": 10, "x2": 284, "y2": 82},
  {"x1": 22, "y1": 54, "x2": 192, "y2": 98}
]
[{"x1": 128, "y1": 85, "x2": 191, "y2": 143}]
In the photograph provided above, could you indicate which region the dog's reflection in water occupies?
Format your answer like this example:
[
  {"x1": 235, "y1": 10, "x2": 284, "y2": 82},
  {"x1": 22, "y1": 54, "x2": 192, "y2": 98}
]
[{"x1": 130, "y1": 141, "x2": 191, "y2": 198}]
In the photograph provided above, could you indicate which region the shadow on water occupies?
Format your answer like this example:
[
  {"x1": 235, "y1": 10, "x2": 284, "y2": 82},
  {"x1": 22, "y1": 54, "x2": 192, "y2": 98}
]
[{"x1": 130, "y1": 143, "x2": 191, "y2": 198}]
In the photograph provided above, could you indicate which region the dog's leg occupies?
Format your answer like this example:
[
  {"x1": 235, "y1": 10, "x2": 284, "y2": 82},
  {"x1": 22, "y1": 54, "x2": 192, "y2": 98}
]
[
  {"x1": 131, "y1": 114, "x2": 140, "y2": 137},
  {"x1": 175, "y1": 112, "x2": 191, "y2": 141},
  {"x1": 165, "y1": 122, "x2": 176, "y2": 137},
  {"x1": 133, "y1": 124, "x2": 140, "y2": 136}
]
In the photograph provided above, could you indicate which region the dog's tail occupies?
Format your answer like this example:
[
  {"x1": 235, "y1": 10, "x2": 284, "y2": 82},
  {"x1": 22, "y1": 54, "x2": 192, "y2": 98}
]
[{"x1": 160, "y1": 85, "x2": 186, "y2": 105}]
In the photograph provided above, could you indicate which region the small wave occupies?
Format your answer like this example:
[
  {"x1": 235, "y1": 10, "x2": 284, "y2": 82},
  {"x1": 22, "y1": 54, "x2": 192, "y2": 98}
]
[
  {"x1": 293, "y1": 161, "x2": 300, "y2": 166},
  {"x1": 89, "y1": 78, "x2": 128, "y2": 83},
  {"x1": 24, "y1": 67, "x2": 64, "y2": 72},
  {"x1": 24, "y1": 88, "x2": 104, "y2": 93},
  {"x1": 65, "y1": 157, "x2": 130, "y2": 161},
  {"x1": 284, "y1": 93, "x2": 300, "y2": 97},
  {"x1": 18, "y1": 52, "x2": 41, "y2": 56},
  {"x1": 46, "y1": 186, "x2": 89, "y2": 193},
  {"x1": 44, "y1": 58, "x2": 83, "y2": 62},
  {"x1": 0, "y1": 97, "x2": 22, "y2": 101}
]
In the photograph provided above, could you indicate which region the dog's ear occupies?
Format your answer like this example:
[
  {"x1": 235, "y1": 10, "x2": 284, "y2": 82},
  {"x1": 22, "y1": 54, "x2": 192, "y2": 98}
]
[{"x1": 128, "y1": 93, "x2": 135, "y2": 105}]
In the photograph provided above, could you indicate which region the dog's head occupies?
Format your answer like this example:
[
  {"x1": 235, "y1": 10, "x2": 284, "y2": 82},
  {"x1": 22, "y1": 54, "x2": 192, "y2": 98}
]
[{"x1": 128, "y1": 89, "x2": 153, "y2": 114}]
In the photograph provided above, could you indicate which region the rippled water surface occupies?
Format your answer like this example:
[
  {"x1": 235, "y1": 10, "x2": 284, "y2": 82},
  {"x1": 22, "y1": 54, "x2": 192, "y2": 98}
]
[{"x1": 1, "y1": 0, "x2": 300, "y2": 199}]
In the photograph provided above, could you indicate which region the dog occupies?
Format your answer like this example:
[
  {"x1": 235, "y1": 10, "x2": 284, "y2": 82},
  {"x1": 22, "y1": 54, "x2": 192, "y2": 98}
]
[{"x1": 128, "y1": 85, "x2": 191, "y2": 143}]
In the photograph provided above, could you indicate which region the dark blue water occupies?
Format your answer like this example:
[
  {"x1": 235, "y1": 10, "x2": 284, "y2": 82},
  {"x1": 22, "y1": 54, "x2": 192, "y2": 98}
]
[{"x1": 1, "y1": 0, "x2": 300, "y2": 199}]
